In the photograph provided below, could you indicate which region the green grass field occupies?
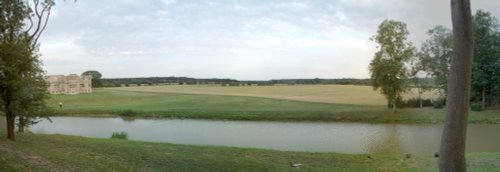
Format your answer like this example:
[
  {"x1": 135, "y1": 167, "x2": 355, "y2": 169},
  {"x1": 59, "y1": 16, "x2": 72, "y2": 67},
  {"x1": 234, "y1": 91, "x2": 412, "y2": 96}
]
[
  {"x1": 108, "y1": 85, "x2": 439, "y2": 106},
  {"x1": 1, "y1": 132, "x2": 499, "y2": 171},
  {"x1": 47, "y1": 86, "x2": 500, "y2": 123}
]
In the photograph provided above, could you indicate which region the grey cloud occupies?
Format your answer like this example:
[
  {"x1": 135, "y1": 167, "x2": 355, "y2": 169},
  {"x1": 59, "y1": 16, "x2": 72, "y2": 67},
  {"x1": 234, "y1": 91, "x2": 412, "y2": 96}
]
[{"x1": 39, "y1": 0, "x2": 500, "y2": 79}]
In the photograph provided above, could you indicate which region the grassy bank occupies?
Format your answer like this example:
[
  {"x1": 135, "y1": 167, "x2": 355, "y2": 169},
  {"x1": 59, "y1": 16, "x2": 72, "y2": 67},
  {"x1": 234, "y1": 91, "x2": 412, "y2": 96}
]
[
  {"x1": 48, "y1": 88, "x2": 500, "y2": 123},
  {"x1": 1, "y1": 132, "x2": 499, "y2": 171}
]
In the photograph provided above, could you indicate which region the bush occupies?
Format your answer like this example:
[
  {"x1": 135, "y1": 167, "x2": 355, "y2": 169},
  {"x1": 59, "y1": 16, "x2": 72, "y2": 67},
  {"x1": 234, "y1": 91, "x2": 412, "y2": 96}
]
[
  {"x1": 470, "y1": 101, "x2": 484, "y2": 111},
  {"x1": 117, "y1": 109, "x2": 138, "y2": 117},
  {"x1": 111, "y1": 132, "x2": 128, "y2": 140},
  {"x1": 422, "y1": 99, "x2": 433, "y2": 107},
  {"x1": 402, "y1": 98, "x2": 433, "y2": 108},
  {"x1": 432, "y1": 98, "x2": 446, "y2": 109}
]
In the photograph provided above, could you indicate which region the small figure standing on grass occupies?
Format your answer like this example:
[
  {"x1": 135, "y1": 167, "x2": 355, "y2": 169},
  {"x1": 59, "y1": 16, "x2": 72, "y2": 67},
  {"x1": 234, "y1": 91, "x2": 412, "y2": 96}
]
[{"x1": 59, "y1": 102, "x2": 63, "y2": 109}]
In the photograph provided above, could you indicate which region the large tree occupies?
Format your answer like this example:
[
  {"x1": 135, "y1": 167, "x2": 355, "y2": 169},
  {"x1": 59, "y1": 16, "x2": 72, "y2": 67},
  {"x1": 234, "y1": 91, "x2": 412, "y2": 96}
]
[
  {"x1": 16, "y1": 73, "x2": 51, "y2": 133},
  {"x1": 82, "y1": 70, "x2": 103, "y2": 88},
  {"x1": 369, "y1": 20, "x2": 414, "y2": 113},
  {"x1": 439, "y1": 0, "x2": 474, "y2": 171},
  {"x1": 0, "y1": 0, "x2": 55, "y2": 141},
  {"x1": 418, "y1": 26, "x2": 453, "y2": 96},
  {"x1": 471, "y1": 10, "x2": 500, "y2": 109}
]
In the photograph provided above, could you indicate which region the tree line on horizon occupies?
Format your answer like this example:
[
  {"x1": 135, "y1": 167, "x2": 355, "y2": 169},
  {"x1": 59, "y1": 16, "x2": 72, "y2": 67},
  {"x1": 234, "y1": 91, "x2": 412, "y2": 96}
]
[{"x1": 98, "y1": 77, "x2": 377, "y2": 87}]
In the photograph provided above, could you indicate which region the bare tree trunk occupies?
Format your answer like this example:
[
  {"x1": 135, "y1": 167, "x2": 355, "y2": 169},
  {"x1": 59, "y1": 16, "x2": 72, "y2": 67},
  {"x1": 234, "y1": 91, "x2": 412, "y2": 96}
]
[
  {"x1": 18, "y1": 116, "x2": 25, "y2": 133},
  {"x1": 6, "y1": 110, "x2": 16, "y2": 141},
  {"x1": 481, "y1": 86, "x2": 485, "y2": 109},
  {"x1": 392, "y1": 100, "x2": 397, "y2": 113},
  {"x1": 439, "y1": 0, "x2": 474, "y2": 171},
  {"x1": 419, "y1": 87, "x2": 423, "y2": 108}
]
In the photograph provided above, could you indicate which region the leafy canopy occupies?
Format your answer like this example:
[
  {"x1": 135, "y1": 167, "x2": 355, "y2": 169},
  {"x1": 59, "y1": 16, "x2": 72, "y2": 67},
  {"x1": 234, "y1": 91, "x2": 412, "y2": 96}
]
[
  {"x1": 369, "y1": 19, "x2": 414, "y2": 112},
  {"x1": 82, "y1": 70, "x2": 102, "y2": 88},
  {"x1": 418, "y1": 26, "x2": 453, "y2": 96}
]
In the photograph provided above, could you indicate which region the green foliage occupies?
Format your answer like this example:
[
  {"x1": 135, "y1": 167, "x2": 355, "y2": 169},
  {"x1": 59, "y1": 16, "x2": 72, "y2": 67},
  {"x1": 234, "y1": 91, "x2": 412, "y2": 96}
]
[
  {"x1": 417, "y1": 26, "x2": 453, "y2": 95},
  {"x1": 111, "y1": 132, "x2": 128, "y2": 140},
  {"x1": 470, "y1": 102, "x2": 484, "y2": 111},
  {"x1": 117, "y1": 109, "x2": 139, "y2": 117},
  {"x1": 386, "y1": 97, "x2": 432, "y2": 108},
  {"x1": 418, "y1": 10, "x2": 500, "y2": 108},
  {"x1": 99, "y1": 77, "x2": 377, "y2": 88},
  {"x1": 402, "y1": 98, "x2": 433, "y2": 108},
  {"x1": 471, "y1": 10, "x2": 500, "y2": 107},
  {"x1": 369, "y1": 20, "x2": 414, "y2": 112},
  {"x1": 82, "y1": 70, "x2": 103, "y2": 88},
  {"x1": 0, "y1": 0, "x2": 54, "y2": 139},
  {"x1": 417, "y1": 10, "x2": 500, "y2": 108},
  {"x1": 101, "y1": 77, "x2": 239, "y2": 87},
  {"x1": 432, "y1": 97, "x2": 446, "y2": 109},
  {"x1": 82, "y1": 70, "x2": 102, "y2": 79}
]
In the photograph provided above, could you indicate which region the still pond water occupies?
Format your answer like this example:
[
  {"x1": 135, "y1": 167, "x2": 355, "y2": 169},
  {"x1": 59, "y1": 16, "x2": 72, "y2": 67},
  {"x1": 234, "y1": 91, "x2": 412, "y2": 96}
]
[{"x1": 27, "y1": 117, "x2": 500, "y2": 155}]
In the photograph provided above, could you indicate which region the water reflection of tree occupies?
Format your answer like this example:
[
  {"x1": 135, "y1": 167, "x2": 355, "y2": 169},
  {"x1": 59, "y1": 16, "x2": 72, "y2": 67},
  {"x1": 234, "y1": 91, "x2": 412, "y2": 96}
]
[
  {"x1": 121, "y1": 117, "x2": 136, "y2": 123},
  {"x1": 364, "y1": 124, "x2": 403, "y2": 154}
]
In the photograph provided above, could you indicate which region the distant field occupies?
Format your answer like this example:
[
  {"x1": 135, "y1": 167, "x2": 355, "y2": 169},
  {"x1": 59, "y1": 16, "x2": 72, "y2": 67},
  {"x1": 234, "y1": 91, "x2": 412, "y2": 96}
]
[
  {"x1": 48, "y1": 89, "x2": 387, "y2": 121},
  {"x1": 107, "y1": 85, "x2": 439, "y2": 106},
  {"x1": 48, "y1": 88, "x2": 500, "y2": 123}
]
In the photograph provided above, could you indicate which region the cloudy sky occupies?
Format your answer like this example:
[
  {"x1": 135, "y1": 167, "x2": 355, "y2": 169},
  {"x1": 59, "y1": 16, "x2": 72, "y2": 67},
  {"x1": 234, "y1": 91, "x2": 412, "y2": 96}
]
[{"x1": 39, "y1": 0, "x2": 500, "y2": 80}]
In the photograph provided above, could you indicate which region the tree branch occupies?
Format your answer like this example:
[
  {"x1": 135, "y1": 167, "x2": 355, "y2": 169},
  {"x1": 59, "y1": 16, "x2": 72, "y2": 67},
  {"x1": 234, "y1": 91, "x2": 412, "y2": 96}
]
[
  {"x1": 27, "y1": 0, "x2": 54, "y2": 47},
  {"x1": 32, "y1": 5, "x2": 51, "y2": 45}
]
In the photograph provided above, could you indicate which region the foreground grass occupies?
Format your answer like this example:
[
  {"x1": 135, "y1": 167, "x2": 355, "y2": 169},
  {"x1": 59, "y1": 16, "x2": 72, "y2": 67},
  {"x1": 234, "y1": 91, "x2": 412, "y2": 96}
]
[
  {"x1": 48, "y1": 89, "x2": 500, "y2": 123},
  {"x1": 49, "y1": 89, "x2": 500, "y2": 123},
  {"x1": 1, "y1": 132, "x2": 499, "y2": 171}
]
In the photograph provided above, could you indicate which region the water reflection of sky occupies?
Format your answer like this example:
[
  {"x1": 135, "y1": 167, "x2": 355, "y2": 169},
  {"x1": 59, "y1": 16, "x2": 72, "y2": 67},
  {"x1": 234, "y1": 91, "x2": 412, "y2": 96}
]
[{"x1": 19, "y1": 117, "x2": 500, "y2": 155}]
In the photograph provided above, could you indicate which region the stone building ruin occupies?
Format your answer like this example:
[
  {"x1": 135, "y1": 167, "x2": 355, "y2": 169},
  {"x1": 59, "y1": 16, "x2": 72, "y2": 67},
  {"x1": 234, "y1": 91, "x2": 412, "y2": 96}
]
[{"x1": 45, "y1": 74, "x2": 92, "y2": 94}]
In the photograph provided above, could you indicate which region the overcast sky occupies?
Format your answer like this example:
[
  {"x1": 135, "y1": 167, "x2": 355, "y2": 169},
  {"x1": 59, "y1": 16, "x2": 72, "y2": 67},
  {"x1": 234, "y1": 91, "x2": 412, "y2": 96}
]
[{"x1": 39, "y1": 0, "x2": 500, "y2": 80}]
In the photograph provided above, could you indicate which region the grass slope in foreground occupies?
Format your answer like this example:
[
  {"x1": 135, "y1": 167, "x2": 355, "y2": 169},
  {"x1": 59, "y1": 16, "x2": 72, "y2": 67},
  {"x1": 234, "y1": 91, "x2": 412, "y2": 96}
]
[
  {"x1": 48, "y1": 89, "x2": 500, "y2": 123},
  {"x1": 1, "y1": 132, "x2": 499, "y2": 171}
]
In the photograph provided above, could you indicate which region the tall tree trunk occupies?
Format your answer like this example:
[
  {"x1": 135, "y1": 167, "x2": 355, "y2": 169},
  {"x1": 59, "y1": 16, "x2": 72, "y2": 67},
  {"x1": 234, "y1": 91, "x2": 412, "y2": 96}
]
[
  {"x1": 481, "y1": 86, "x2": 485, "y2": 109},
  {"x1": 392, "y1": 100, "x2": 396, "y2": 113},
  {"x1": 419, "y1": 87, "x2": 423, "y2": 108},
  {"x1": 439, "y1": 0, "x2": 474, "y2": 171},
  {"x1": 18, "y1": 116, "x2": 25, "y2": 133},
  {"x1": 6, "y1": 110, "x2": 16, "y2": 141},
  {"x1": 392, "y1": 87, "x2": 397, "y2": 113}
]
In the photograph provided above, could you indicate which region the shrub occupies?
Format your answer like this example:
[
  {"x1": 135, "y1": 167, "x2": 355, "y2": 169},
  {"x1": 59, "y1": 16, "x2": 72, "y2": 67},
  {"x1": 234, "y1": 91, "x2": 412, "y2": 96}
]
[
  {"x1": 118, "y1": 109, "x2": 138, "y2": 117},
  {"x1": 111, "y1": 132, "x2": 128, "y2": 140},
  {"x1": 402, "y1": 98, "x2": 433, "y2": 108},
  {"x1": 432, "y1": 97, "x2": 446, "y2": 109},
  {"x1": 470, "y1": 101, "x2": 484, "y2": 111},
  {"x1": 422, "y1": 99, "x2": 433, "y2": 107}
]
